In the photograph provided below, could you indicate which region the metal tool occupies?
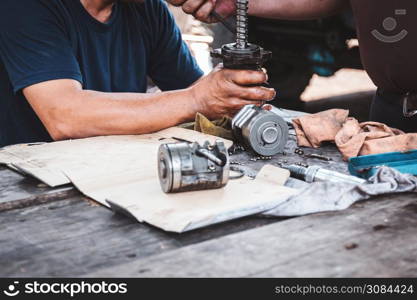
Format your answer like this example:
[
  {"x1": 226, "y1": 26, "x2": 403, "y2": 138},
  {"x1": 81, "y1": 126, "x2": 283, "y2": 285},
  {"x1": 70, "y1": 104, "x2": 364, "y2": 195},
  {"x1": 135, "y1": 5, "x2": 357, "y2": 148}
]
[
  {"x1": 211, "y1": 0, "x2": 288, "y2": 156},
  {"x1": 304, "y1": 153, "x2": 333, "y2": 161},
  {"x1": 294, "y1": 148, "x2": 333, "y2": 161},
  {"x1": 158, "y1": 141, "x2": 230, "y2": 193},
  {"x1": 285, "y1": 164, "x2": 367, "y2": 185},
  {"x1": 211, "y1": 0, "x2": 271, "y2": 71}
]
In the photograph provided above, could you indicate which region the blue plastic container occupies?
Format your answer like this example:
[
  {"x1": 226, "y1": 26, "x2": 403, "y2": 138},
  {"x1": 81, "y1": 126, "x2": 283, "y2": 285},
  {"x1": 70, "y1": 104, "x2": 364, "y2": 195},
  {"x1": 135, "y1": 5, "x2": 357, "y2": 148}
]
[{"x1": 348, "y1": 150, "x2": 417, "y2": 179}]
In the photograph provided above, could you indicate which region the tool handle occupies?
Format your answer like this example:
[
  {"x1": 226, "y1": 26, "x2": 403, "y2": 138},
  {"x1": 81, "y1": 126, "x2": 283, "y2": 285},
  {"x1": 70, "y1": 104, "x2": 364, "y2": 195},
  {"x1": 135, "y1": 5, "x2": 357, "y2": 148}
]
[{"x1": 315, "y1": 168, "x2": 367, "y2": 185}]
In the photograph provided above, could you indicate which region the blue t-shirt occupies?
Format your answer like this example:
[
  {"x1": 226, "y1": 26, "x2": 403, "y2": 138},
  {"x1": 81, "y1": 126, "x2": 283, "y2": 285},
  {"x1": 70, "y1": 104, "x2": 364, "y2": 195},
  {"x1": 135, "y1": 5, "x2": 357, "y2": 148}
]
[{"x1": 0, "y1": 0, "x2": 203, "y2": 147}]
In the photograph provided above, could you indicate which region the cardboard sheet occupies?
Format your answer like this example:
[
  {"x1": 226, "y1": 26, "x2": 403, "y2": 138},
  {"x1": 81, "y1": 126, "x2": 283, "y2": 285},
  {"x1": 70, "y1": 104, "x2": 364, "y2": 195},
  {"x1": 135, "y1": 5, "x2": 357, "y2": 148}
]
[
  {"x1": 0, "y1": 128, "x2": 296, "y2": 232},
  {"x1": 0, "y1": 128, "x2": 232, "y2": 187},
  {"x1": 64, "y1": 164, "x2": 296, "y2": 232}
]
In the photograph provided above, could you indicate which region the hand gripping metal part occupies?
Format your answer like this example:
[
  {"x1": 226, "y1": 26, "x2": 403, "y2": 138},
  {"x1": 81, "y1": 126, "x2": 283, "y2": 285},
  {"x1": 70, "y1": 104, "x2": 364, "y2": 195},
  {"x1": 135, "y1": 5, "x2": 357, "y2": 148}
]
[{"x1": 211, "y1": 1, "x2": 288, "y2": 155}]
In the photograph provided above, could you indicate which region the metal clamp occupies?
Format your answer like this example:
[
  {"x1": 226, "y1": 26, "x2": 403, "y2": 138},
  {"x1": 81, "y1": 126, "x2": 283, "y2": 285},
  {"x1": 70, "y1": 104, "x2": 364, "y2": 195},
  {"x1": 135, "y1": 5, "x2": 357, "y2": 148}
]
[{"x1": 403, "y1": 92, "x2": 417, "y2": 118}]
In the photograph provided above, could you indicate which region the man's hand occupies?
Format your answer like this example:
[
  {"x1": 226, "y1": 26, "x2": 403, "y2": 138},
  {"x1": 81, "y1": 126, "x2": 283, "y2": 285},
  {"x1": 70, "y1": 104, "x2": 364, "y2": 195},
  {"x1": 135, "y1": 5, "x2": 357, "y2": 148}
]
[
  {"x1": 168, "y1": 0, "x2": 236, "y2": 23},
  {"x1": 169, "y1": 0, "x2": 349, "y2": 22},
  {"x1": 189, "y1": 65, "x2": 276, "y2": 119}
]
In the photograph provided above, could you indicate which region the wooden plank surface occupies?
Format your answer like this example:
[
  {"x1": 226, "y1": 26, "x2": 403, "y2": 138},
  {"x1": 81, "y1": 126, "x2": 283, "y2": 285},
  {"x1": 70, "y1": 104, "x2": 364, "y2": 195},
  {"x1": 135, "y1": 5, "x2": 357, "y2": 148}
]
[
  {"x1": 0, "y1": 166, "x2": 77, "y2": 212},
  {"x1": 1, "y1": 133, "x2": 416, "y2": 277},
  {"x1": 87, "y1": 193, "x2": 417, "y2": 278},
  {"x1": 0, "y1": 196, "x2": 276, "y2": 277}
]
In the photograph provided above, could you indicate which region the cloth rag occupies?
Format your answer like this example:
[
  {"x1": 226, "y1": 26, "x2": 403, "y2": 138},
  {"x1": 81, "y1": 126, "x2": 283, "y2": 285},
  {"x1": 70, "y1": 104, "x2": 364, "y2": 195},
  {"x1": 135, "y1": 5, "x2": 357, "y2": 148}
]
[
  {"x1": 293, "y1": 109, "x2": 417, "y2": 160},
  {"x1": 180, "y1": 112, "x2": 233, "y2": 140},
  {"x1": 263, "y1": 166, "x2": 417, "y2": 217}
]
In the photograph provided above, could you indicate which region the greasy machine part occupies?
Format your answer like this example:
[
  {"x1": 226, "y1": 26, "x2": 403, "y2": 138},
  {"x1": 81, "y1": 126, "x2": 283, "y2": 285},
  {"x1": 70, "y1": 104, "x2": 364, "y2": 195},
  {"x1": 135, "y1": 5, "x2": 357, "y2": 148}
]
[
  {"x1": 232, "y1": 105, "x2": 289, "y2": 156},
  {"x1": 158, "y1": 141, "x2": 230, "y2": 193}
]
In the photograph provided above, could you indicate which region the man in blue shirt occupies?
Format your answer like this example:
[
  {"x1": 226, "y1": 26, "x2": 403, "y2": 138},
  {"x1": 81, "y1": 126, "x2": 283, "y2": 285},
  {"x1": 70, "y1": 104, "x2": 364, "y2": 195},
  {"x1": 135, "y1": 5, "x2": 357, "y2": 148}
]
[{"x1": 0, "y1": 0, "x2": 275, "y2": 147}]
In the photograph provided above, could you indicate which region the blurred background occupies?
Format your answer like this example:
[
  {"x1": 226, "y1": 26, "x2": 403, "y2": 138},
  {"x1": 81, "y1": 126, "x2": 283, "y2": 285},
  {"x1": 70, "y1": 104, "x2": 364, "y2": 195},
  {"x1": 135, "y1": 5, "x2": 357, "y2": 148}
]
[{"x1": 168, "y1": 5, "x2": 377, "y2": 121}]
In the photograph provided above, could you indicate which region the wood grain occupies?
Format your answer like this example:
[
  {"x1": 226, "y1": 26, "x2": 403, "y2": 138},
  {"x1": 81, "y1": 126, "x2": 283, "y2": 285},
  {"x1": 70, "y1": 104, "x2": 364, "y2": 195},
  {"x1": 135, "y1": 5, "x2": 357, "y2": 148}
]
[
  {"x1": 0, "y1": 167, "x2": 77, "y2": 212},
  {"x1": 87, "y1": 194, "x2": 417, "y2": 278},
  {"x1": 0, "y1": 197, "x2": 276, "y2": 277}
]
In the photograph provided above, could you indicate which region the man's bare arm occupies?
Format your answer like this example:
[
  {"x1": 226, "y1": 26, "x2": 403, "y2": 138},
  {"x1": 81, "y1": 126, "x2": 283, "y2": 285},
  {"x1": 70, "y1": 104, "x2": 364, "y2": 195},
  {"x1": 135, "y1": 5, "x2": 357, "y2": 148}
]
[
  {"x1": 248, "y1": 0, "x2": 350, "y2": 20},
  {"x1": 169, "y1": 0, "x2": 349, "y2": 23},
  {"x1": 24, "y1": 79, "x2": 196, "y2": 140},
  {"x1": 23, "y1": 67, "x2": 275, "y2": 141}
]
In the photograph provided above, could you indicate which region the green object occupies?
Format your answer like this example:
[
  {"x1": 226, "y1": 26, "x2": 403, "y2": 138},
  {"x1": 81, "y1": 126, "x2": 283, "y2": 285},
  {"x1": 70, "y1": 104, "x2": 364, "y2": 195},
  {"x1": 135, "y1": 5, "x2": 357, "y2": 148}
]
[
  {"x1": 348, "y1": 150, "x2": 417, "y2": 179},
  {"x1": 180, "y1": 113, "x2": 233, "y2": 140}
]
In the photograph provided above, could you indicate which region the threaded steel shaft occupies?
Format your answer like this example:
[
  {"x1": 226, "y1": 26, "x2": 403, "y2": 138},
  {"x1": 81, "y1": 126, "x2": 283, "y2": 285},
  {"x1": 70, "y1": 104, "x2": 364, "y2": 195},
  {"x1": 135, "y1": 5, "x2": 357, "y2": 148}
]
[{"x1": 236, "y1": 0, "x2": 249, "y2": 49}]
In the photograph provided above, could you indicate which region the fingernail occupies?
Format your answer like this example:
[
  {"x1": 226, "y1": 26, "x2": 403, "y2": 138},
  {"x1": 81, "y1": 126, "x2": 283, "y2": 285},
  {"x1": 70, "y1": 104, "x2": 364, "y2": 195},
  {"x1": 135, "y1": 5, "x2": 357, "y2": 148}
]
[{"x1": 269, "y1": 89, "x2": 276, "y2": 101}]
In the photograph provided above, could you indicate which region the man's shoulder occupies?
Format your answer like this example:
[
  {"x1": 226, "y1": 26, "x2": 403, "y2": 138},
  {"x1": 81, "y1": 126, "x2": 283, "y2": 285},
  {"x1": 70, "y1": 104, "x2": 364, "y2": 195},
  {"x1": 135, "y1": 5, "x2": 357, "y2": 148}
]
[
  {"x1": 122, "y1": 0, "x2": 171, "y2": 19},
  {"x1": 0, "y1": 0, "x2": 64, "y2": 12},
  {"x1": 127, "y1": 0, "x2": 168, "y2": 11},
  {"x1": 0, "y1": 0, "x2": 67, "y2": 26},
  {"x1": 119, "y1": 0, "x2": 175, "y2": 37}
]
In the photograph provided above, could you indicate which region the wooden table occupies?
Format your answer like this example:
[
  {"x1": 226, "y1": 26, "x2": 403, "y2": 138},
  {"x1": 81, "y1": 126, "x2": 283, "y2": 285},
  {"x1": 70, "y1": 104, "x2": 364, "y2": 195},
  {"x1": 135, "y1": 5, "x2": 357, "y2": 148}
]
[{"x1": 1, "y1": 137, "x2": 416, "y2": 278}]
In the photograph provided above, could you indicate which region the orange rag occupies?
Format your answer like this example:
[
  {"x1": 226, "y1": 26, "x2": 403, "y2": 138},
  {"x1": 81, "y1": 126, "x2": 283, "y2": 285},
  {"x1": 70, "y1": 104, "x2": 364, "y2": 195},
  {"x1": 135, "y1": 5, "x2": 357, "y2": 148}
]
[
  {"x1": 293, "y1": 109, "x2": 349, "y2": 148},
  {"x1": 293, "y1": 109, "x2": 417, "y2": 160}
]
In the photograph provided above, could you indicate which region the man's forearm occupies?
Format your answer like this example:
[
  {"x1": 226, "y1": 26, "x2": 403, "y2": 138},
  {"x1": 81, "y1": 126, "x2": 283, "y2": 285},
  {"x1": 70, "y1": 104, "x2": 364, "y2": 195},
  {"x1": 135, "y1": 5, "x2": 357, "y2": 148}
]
[
  {"x1": 65, "y1": 89, "x2": 197, "y2": 139},
  {"x1": 248, "y1": 0, "x2": 349, "y2": 20},
  {"x1": 24, "y1": 80, "x2": 197, "y2": 140}
]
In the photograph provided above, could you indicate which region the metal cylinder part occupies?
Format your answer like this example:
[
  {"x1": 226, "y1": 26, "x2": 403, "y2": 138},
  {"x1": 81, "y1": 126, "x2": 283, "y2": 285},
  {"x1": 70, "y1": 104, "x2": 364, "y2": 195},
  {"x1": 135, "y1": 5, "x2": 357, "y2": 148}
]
[
  {"x1": 158, "y1": 141, "x2": 230, "y2": 193},
  {"x1": 232, "y1": 105, "x2": 289, "y2": 156}
]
